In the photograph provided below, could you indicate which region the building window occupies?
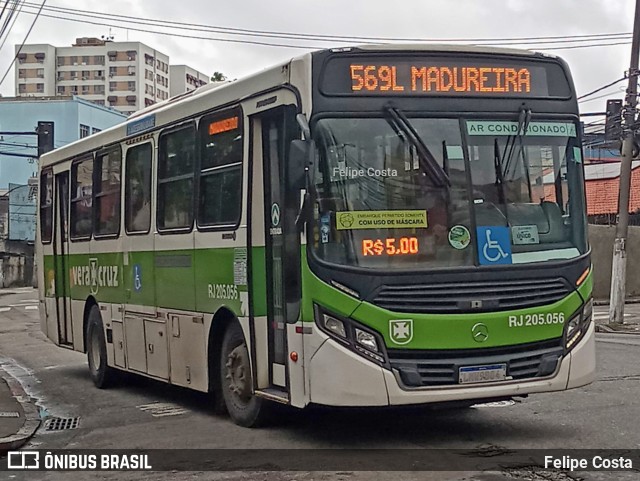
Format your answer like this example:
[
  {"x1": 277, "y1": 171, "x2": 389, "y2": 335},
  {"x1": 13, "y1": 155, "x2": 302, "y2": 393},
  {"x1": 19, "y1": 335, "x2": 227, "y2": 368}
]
[
  {"x1": 92, "y1": 127, "x2": 101, "y2": 134},
  {"x1": 109, "y1": 66, "x2": 117, "y2": 77},
  {"x1": 198, "y1": 109, "x2": 243, "y2": 226},
  {"x1": 82, "y1": 56, "x2": 90, "y2": 65},
  {"x1": 36, "y1": 83, "x2": 44, "y2": 93},
  {"x1": 71, "y1": 86, "x2": 78, "y2": 95},
  {"x1": 70, "y1": 157, "x2": 93, "y2": 239},
  {"x1": 157, "y1": 126, "x2": 195, "y2": 230},
  {"x1": 109, "y1": 81, "x2": 117, "y2": 91},
  {"x1": 71, "y1": 56, "x2": 78, "y2": 65},
  {"x1": 57, "y1": 56, "x2": 65, "y2": 66},
  {"x1": 80, "y1": 124, "x2": 90, "y2": 138},
  {"x1": 94, "y1": 148, "x2": 122, "y2": 236},
  {"x1": 18, "y1": 69, "x2": 26, "y2": 78},
  {"x1": 81, "y1": 70, "x2": 90, "y2": 79},
  {"x1": 94, "y1": 55, "x2": 105, "y2": 65},
  {"x1": 128, "y1": 81, "x2": 136, "y2": 91},
  {"x1": 96, "y1": 70, "x2": 104, "y2": 79},
  {"x1": 146, "y1": 69, "x2": 153, "y2": 80},
  {"x1": 70, "y1": 71, "x2": 78, "y2": 79},
  {"x1": 37, "y1": 68, "x2": 44, "y2": 78},
  {"x1": 125, "y1": 143, "x2": 152, "y2": 233},
  {"x1": 108, "y1": 51, "x2": 117, "y2": 61},
  {"x1": 127, "y1": 50, "x2": 136, "y2": 61},
  {"x1": 57, "y1": 86, "x2": 65, "y2": 95},
  {"x1": 94, "y1": 100, "x2": 105, "y2": 106},
  {"x1": 128, "y1": 66, "x2": 136, "y2": 76},
  {"x1": 82, "y1": 85, "x2": 90, "y2": 94},
  {"x1": 94, "y1": 85, "x2": 105, "y2": 94}
]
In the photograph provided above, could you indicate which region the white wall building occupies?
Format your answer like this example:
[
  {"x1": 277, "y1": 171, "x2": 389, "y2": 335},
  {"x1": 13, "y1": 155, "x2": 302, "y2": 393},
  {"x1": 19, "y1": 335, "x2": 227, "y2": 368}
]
[
  {"x1": 169, "y1": 65, "x2": 209, "y2": 98},
  {"x1": 16, "y1": 38, "x2": 178, "y2": 115}
]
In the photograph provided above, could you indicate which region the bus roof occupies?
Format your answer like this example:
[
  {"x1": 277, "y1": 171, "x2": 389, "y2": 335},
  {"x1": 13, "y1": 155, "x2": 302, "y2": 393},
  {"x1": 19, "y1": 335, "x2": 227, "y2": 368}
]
[{"x1": 39, "y1": 43, "x2": 557, "y2": 169}]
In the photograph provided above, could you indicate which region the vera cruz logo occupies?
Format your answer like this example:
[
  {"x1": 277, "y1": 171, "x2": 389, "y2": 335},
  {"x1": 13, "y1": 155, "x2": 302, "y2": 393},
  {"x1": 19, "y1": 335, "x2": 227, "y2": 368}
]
[
  {"x1": 70, "y1": 258, "x2": 119, "y2": 295},
  {"x1": 389, "y1": 319, "x2": 413, "y2": 345}
]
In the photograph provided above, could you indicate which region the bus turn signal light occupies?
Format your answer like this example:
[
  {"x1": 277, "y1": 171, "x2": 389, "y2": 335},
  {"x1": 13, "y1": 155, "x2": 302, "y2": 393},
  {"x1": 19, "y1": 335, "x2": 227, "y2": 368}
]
[{"x1": 290, "y1": 352, "x2": 298, "y2": 362}]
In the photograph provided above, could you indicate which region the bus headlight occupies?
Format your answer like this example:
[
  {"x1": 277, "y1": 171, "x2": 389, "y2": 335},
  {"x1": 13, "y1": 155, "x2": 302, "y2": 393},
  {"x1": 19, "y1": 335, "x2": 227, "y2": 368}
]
[
  {"x1": 314, "y1": 305, "x2": 388, "y2": 366},
  {"x1": 322, "y1": 314, "x2": 347, "y2": 339},
  {"x1": 565, "y1": 298, "x2": 593, "y2": 350},
  {"x1": 355, "y1": 328, "x2": 379, "y2": 352}
]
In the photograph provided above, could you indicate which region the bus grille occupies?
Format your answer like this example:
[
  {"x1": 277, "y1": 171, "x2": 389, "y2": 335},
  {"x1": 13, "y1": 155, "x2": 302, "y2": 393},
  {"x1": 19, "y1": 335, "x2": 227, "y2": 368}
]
[
  {"x1": 388, "y1": 339, "x2": 564, "y2": 387},
  {"x1": 372, "y1": 277, "x2": 571, "y2": 314}
]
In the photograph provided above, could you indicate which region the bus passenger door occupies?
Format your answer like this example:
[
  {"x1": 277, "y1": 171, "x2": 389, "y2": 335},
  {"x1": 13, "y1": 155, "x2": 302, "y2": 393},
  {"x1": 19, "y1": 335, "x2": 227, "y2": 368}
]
[
  {"x1": 251, "y1": 105, "x2": 299, "y2": 394},
  {"x1": 53, "y1": 171, "x2": 73, "y2": 347}
]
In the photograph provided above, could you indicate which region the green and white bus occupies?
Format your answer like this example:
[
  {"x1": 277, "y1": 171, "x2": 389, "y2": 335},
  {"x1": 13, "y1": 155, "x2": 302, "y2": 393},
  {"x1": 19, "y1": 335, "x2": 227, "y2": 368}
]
[{"x1": 37, "y1": 44, "x2": 595, "y2": 427}]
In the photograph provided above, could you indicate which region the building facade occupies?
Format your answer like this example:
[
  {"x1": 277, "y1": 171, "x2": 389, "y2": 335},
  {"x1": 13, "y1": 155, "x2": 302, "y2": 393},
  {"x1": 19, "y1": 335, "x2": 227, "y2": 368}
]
[
  {"x1": 15, "y1": 38, "x2": 210, "y2": 115},
  {"x1": 169, "y1": 65, "x2": 209, "y2": 98},
  {"x1": 0, "y1": 95, "x2": 127, "y2": 189}
]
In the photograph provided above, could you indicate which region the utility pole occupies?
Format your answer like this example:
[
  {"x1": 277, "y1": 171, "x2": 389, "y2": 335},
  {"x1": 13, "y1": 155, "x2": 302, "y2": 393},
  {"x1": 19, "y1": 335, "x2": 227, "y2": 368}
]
[{"x1": 609, "y1": 0, "x2": 640, "y2": 324}]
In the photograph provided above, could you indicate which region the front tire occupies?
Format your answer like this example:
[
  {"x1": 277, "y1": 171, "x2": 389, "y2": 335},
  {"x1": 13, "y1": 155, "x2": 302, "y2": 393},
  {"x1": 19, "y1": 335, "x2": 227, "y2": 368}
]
[
  {"x1": 220, "y1": 322, "x2": 269, "y2": 427},
  {"x1": 86, "y1": 305, "x2": 116, "y2": 388}
]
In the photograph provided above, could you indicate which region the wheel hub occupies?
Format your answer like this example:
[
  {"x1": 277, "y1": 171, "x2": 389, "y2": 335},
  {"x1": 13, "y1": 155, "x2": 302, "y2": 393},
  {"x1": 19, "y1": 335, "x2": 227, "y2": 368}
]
[{"x1": 225, "y1": 344, "x2": 251, "y2": 401}]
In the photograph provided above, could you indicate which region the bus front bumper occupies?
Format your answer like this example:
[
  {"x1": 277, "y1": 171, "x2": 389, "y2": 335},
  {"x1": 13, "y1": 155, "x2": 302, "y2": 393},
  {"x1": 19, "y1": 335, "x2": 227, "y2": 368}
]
[{"x1": 308, "y1": 322, "x2": 595, "y2": 407}]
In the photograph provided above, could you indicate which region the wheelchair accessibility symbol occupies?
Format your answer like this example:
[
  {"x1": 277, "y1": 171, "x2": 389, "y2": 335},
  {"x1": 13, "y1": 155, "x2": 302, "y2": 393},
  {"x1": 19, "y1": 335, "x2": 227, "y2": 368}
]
[
  {"x1": 133, "y1": 264, "x2": 143, "y2": 292},
  {"x1": 477, "y1": 226, "x2": 512, "y2": 265}
]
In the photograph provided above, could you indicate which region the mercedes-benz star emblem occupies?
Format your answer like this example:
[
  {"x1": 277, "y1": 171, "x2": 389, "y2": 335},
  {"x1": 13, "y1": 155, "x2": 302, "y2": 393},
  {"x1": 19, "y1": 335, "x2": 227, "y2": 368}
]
[{"x1": 471, "y1": 323, "x2": 489, "y2": 343}]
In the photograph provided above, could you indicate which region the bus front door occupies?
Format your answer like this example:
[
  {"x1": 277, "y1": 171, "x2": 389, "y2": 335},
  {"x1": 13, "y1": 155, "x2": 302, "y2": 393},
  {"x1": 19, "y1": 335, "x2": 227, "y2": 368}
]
[
  {"x1": 53, "y1": 171, "x2": 73, "y2": 347},
  {"x1": 251, "y1": 105, "x2": 299, "y2": 396}
]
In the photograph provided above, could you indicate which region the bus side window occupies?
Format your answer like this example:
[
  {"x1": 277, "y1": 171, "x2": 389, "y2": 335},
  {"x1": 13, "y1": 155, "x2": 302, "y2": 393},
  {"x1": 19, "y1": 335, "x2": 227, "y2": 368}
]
[
  {"x1": 157, "y1": 125, "x2": 196, "y2": 231},
  {"x1": 198, "y1": 109, "x2": 243, "y2": 227},
  {"x1": 70, "y1": 156, "x2": 94, "y2": 240},
  {"x1": 94, "y1": 147, "x2": 122, "y2": 237},
  {"x1": 39, "y1": 169, "x2": 53, "y2": 243},
  {"x1": 125, "y1": 143, "x2": 152, "y2": 234}
]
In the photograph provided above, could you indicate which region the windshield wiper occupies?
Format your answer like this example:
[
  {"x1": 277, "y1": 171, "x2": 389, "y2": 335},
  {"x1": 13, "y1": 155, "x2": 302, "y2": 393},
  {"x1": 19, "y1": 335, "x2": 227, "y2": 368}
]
[
  {"x1": 494, "y1": 138, "x2": 507, "y2": 206},
  {"x1": 384, "y1": 106, "x2": 451, "y2": 187},
  {"x1": 502, "y1": 107, "x2": 531, "y2": 179}
]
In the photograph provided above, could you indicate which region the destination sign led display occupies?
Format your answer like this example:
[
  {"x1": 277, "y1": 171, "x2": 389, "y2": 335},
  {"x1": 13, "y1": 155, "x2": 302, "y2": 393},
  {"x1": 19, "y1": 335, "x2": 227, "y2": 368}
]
[
  {"x1": 321, "y1": 56, "x2": 569, "y2": 98},
  {"x1": 362, "y1": 237, "x2": 419, "y2": 256},
  {"x1": 209, "y1": 116, "x2": 239, "y2": 135}
]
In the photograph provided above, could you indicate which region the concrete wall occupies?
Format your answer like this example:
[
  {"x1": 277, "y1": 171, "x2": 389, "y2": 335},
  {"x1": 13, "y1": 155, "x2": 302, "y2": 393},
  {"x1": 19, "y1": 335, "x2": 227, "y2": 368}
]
[{"x1": 589, "y1": 224, "x2": 640, "y2": 299}]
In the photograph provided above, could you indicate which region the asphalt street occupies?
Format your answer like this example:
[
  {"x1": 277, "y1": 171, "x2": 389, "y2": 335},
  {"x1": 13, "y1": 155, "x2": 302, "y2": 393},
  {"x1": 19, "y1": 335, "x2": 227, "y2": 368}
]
[{"x1": 0, "y1": 287, "x2": 639, "y2": 481}]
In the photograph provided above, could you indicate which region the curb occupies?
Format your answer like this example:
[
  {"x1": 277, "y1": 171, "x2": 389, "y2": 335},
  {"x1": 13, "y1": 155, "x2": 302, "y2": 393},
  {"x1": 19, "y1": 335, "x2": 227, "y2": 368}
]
[
  {"x1": 595, "y1": 323, "x2": 640, "y2": 335},
  {"x1": 593, "y1": 298, "x2": 640, "y2": 306},
  {"x1": 0, "y1": 368, "x2": 41, "y2": 453}
]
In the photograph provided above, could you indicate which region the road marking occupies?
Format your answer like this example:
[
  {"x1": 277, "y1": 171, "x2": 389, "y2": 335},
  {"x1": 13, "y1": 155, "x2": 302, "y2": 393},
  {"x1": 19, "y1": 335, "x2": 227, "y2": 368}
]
[
  {"x1": 24, "y1": 306, "x2": 38, "y2": 310},
  {"x1": 0, "y1": 307, "x2": 10, "y2": 313},
  {"x1": 136, "y1": 402, "x2": 189, "y2": 417}
]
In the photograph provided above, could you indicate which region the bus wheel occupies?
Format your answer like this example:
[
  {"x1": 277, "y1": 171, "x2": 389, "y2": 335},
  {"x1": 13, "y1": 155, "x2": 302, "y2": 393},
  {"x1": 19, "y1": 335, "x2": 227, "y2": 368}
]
[
  {"x1": 86, "y1": 305, "x2": 116, "y2": 389},
  {"x1": 220, "y1": 322, "x2": 267, "y2": 427}
]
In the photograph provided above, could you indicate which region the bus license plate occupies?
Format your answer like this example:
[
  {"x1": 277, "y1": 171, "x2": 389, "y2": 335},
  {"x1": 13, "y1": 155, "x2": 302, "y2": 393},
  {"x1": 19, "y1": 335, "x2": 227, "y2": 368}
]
[{"x1": 458, "y1": 364, "x2": 507, "y2": 384}]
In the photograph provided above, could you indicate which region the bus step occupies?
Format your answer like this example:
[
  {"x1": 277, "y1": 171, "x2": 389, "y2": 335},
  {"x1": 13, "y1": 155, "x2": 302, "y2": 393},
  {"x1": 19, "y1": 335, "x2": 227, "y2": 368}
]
[{"x1": 255, "y1": 388, "x2": 289, "y2": 404}]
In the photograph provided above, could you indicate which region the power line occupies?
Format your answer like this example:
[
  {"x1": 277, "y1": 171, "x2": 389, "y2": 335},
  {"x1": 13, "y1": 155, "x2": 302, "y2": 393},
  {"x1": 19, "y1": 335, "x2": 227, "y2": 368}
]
[
  {"x1": 7, "y1": 1, "x2": 640, "y2": 51},
  {"x1": 0, "y1": 0, "x2": 45, "y2": 86},
  {"x1": 577, "y1": 77, "x2": 627, "y2": 100}
]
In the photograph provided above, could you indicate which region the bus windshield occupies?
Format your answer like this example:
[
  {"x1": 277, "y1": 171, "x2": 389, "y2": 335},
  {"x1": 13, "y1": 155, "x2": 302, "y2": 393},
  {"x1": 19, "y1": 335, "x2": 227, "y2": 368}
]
[{"x1": 311, "y1": 116, "x2": 587, "y2": 270}]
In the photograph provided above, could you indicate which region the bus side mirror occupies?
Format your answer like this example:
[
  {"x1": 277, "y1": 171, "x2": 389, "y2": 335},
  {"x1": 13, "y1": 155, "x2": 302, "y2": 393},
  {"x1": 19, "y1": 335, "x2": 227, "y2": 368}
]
[{"x1": 288, "y1": 139, "x2": 315, "y2": 191}]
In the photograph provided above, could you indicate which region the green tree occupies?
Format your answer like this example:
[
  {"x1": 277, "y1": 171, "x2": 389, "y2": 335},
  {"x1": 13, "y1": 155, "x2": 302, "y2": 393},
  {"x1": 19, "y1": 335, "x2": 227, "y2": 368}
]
[{"x1": 211, "y1": 72, "x2": 227, "y2": 82}]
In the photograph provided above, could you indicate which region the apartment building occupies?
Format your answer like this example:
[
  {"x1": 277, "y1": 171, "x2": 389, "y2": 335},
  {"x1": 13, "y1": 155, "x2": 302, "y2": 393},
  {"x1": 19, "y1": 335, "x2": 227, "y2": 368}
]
[
  {"x1": 15, "y1": 38, "x2": 206, "y2": 115},
  {"x1": 169, "y1": 64, "x2": 209, "y2": 98}
]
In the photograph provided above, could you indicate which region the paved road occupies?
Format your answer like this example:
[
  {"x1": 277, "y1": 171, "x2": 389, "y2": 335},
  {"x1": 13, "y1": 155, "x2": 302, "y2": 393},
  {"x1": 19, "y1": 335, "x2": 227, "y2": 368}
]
[{"x1": 1, "y1": 287, "x2": 639, "y2": 480}]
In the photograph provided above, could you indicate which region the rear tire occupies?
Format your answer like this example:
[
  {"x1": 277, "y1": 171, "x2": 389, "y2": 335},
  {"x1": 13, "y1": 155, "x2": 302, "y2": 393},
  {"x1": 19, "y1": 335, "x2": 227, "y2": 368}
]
[
  {"x1": 220, "y1": 322, "x2": 269, "y2": 427},
  {"x1": 86, "y1": 305, "x2": 116, "y2": 388}
]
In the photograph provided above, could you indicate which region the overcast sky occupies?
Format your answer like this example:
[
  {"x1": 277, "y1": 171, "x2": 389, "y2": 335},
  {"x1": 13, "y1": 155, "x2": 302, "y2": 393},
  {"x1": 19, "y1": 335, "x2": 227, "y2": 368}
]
[{"x1": 0, "y1": 0, "x2": 636, "y2": 113}]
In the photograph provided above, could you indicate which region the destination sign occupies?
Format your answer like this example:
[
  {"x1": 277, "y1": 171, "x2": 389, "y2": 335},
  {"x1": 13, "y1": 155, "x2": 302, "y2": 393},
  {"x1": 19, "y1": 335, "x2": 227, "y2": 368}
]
[
  {"x1": 321, "y1": 56, "x2": 570, "y2": 98},
  {"x1": 209, "y1": 116, "x2": 239, "y2": 135}
]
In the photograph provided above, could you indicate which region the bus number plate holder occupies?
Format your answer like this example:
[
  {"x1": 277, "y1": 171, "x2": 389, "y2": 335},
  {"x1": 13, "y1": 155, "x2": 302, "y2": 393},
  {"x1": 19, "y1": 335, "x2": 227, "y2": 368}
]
[{"x1": 458, "y1": 364, "x2": 507, "y2": 384}]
